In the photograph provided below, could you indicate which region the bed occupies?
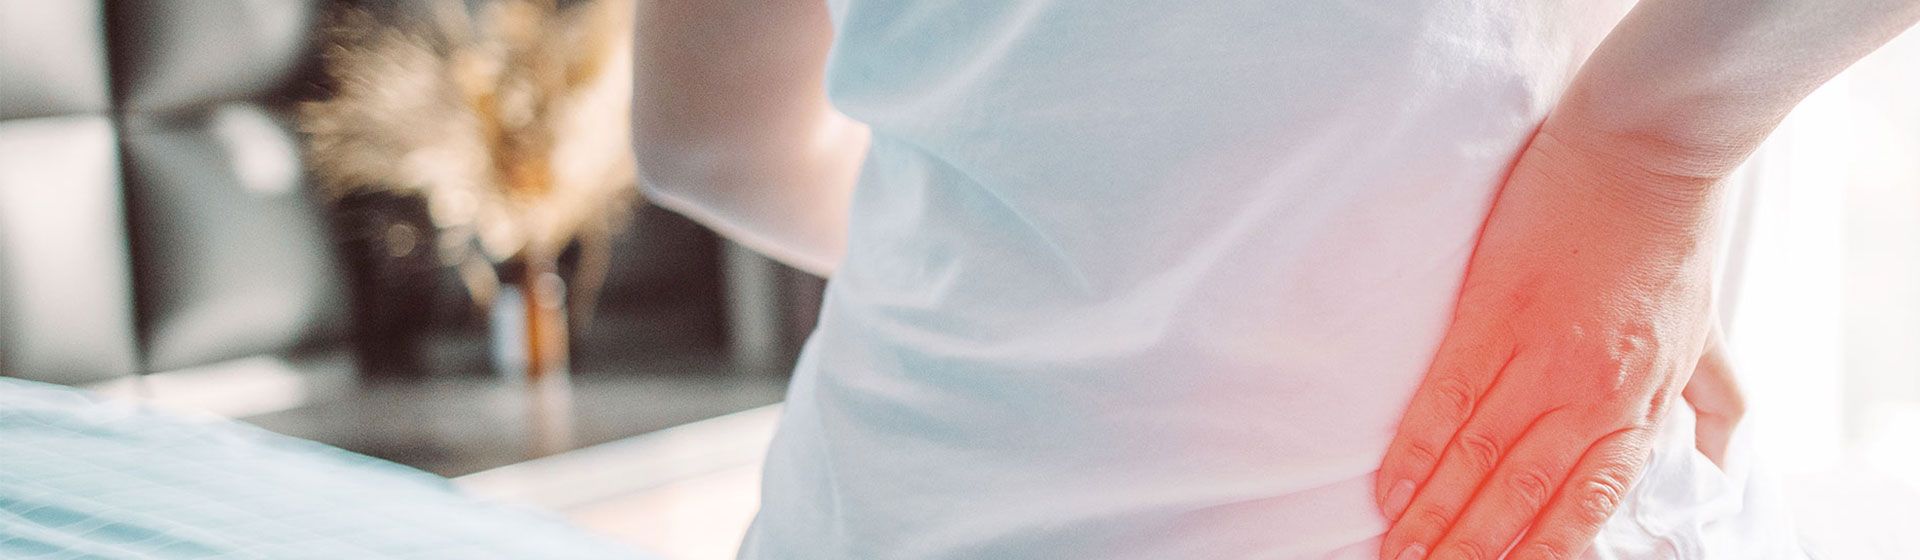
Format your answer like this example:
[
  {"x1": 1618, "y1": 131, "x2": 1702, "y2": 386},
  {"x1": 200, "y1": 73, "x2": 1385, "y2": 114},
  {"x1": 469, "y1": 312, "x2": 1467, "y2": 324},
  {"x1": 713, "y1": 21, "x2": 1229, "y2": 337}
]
[{"x1": 0, "y1": 377, "x2": 650, "y2": 559}]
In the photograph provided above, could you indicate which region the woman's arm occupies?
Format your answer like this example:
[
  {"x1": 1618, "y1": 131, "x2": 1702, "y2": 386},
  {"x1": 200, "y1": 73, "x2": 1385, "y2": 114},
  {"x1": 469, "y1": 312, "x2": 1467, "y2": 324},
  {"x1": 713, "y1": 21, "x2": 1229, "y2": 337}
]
[
  {"x1": 1374, "y1": 1, "x2": 1920, "y2": 559},
  {"x1": 1553, "y1": 0, "x2": 1920, "y2": 182},
  {"x1": 632, "y1": 0, "x2": 868, "y2": 277}
]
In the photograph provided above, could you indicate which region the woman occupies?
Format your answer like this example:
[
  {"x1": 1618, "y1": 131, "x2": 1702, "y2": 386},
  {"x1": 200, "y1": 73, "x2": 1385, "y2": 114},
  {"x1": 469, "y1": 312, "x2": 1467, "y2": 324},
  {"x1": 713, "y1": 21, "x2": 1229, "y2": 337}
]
[{"x1": 633, "y1": 1, "x2": 1920, "y2": 558}]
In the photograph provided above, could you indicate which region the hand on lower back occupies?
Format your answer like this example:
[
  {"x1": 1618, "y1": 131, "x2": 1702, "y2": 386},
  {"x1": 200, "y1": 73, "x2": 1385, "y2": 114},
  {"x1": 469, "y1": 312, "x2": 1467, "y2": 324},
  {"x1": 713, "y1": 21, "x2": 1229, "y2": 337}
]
[{"x1": 1372, "y1": 128, "x2": 1728, "y2": 560}]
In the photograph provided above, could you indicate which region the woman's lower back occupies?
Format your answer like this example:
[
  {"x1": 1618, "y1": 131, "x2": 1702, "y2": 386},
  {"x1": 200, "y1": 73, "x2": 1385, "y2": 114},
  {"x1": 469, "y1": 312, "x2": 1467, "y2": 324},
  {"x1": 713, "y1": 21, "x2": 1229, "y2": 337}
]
[{"x1": 742, "y1": 1, "x2": 1799, "y2": 557}]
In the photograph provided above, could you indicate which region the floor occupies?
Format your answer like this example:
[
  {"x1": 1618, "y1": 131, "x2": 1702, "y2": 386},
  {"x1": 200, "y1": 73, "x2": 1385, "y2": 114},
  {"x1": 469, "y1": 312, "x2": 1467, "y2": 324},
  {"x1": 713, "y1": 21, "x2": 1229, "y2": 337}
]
[
  {"x1": 240, "y1": 346, "x2": 787, "y2": 478},
  {"x1": 220, "y1": 292, "x2": 791, "y2": 476},
  {"x1": 235, "y1": 225, "x2": 802, "y2": 476}
]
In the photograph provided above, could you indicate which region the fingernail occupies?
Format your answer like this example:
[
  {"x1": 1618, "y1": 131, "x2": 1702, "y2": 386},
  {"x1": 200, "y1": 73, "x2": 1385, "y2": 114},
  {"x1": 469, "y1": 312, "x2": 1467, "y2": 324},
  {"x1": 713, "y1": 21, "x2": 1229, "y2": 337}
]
[
  {"x1": 1383, "y1": 479, "x2": 1415, "y2": 521},
  {"x1": 1394, "y1": 543, "x2": 1427, "y2": 560}
]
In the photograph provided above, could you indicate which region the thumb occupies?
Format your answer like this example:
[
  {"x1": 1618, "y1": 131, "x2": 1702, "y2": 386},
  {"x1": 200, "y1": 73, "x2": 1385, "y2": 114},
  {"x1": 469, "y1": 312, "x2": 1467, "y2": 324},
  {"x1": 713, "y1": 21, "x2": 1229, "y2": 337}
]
[{"x1": 1682, "y1": 325, "x2": 1744, "y2": 468}]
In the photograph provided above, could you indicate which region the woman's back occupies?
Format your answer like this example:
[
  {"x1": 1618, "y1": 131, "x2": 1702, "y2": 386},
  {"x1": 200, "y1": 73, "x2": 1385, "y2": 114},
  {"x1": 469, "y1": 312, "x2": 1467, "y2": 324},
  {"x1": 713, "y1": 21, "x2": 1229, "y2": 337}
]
[{"x1": 741, "y1": 2, "x2": 1789, "y2": 557}]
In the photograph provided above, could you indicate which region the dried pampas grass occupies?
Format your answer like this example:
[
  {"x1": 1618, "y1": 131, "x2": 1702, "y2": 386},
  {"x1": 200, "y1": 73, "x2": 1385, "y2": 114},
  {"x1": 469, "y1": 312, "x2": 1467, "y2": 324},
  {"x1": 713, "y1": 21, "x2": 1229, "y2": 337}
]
[{"x1": 301, "y1": 0, "x2": 638, "y2": 267}]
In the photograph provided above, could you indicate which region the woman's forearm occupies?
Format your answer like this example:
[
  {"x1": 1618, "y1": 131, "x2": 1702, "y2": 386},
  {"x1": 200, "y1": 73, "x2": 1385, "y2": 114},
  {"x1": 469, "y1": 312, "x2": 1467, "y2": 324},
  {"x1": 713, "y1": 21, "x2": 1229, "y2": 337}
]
[
  {"x1": 1546, "y1": 0, "x2": 1920, "y2": 185},
  {"x1": 632, "y1": 0, "x2": 868, "y2": 276}
]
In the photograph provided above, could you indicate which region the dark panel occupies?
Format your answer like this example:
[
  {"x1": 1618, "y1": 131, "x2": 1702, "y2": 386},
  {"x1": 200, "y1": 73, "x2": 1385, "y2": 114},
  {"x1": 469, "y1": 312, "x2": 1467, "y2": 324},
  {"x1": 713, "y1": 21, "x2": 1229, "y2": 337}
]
[
  {"x1": 0, "y1": 116, "x2": 139, "y2": 383},
  {"x1": 122, "y1": 105, "x2": 344, "y2": 372},
  {"x1": 111, "y1": 0, "x2": 319, "y2": 114},
  {"x1": 0, "y1": 0, "x2": 111, "y2": 120}
]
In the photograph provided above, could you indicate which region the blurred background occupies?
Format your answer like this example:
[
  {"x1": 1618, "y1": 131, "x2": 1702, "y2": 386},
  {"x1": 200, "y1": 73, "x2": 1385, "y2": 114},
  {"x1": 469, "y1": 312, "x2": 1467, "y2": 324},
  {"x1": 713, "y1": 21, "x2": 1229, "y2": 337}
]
[
  {"x1": 0, "y1": 1, "x2": 813, "y2": 557},
  {"x1": 0, "y1": 1, "x2": 1914, "y2": 559}
]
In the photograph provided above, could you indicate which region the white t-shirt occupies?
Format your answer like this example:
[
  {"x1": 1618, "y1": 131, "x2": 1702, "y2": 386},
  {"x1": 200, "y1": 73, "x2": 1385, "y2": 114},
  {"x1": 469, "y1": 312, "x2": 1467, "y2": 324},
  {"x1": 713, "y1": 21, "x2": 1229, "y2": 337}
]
[{"x1": 742, "y1": 2, "x2": 1802, "y2": 558}]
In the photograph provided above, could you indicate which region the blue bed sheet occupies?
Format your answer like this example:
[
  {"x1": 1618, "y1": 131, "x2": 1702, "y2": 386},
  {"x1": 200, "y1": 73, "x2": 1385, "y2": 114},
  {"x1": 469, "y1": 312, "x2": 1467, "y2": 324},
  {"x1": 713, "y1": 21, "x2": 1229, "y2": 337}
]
[{"x1": 0, "y1": 377, "x2": 649, "y2": 559}]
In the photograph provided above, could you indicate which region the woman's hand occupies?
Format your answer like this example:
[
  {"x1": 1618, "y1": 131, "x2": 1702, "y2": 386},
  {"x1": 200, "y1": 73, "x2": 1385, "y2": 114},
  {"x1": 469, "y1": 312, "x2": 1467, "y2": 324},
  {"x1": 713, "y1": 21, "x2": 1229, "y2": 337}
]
[
  {"x1": 1371, "y1": 126, "x2": 1728, "y2": 560},
  {"x1": 1366, "y1": 0, "x2": 1920, "y2": 556}
]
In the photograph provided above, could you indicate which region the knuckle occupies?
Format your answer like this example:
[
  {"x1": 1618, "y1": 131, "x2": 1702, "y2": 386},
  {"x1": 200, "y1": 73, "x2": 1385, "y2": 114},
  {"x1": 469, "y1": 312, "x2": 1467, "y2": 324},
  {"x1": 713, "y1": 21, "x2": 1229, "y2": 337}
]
[
  {"x1": 1431, "y1": 376, "x2": 1480, "y2": 424},
  {"x1": 1506, "y1": 467, "x2": 1556, "y2": 510},
  {"x1": 1642, "y1": 384, "x2": 1683, "y2": 425},
  {"x1": 1402, "y1": 438, "x2": 1442, "y2": 468},
  {"x1": 1407, "y1": 505, "x2": 1454, "y2": 536},
  {"x1": 1572, "y1": 475, "x2": 1630, "y2": 525},
  {"x1": 1452, "y1": 431, "x2": 1503, "y2": 472},
  {"x1": 1567, "y1": 362, "x2": 1632, "y2": 399},
  {"x1": 1572, "y1": 497, "x2": 1614, "y2": 527}
]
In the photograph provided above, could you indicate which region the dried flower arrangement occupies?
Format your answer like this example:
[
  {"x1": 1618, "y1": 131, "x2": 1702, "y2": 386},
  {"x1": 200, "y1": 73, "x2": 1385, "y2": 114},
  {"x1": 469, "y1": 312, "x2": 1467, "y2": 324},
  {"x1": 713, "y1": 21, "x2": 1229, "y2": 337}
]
[{"x1": 301, "y1": 0, "x2": 638, "y2": 379}]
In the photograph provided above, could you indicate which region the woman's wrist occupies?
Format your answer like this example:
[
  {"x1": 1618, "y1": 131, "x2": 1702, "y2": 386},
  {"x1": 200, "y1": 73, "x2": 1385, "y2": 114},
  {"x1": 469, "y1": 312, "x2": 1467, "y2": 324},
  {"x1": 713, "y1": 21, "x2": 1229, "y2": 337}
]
[{"x1": 1510, "y1": 114, "x2": 1729, "y2": 245}]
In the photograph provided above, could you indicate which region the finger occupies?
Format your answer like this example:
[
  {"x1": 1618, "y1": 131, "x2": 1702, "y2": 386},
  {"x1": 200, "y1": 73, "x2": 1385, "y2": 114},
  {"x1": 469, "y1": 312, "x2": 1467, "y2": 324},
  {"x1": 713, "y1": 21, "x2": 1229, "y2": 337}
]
[
  {"x1": 1681, "y1": 325, "x2": 1740, "y2": 415},
  {"x1": 1505, "y1": 427, "x2": 1657, "y2": 560},
  {"x1": 1691, "y1": 412, "x2": 1737, "y2": 470},
  {"x1": 1376, "y1": 320, "x2": 1516, "y2": 519},
  {"x1": 1682, "y1": 326, "x2": 1743, "y2": 468},
  {"x1": 1377, "y1": 381, "x2": 1546, "y2": 560},
  {"x1": 1425, "y1": 420, "x2": 1590, "y2": 560}
]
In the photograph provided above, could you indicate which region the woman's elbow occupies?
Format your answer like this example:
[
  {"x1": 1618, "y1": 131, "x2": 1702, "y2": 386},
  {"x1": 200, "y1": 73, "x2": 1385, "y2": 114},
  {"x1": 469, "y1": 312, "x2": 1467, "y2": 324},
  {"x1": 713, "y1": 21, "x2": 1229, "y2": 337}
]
[{"x1": 634, "y1": 136, "x2": 733, "y2": 209}]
